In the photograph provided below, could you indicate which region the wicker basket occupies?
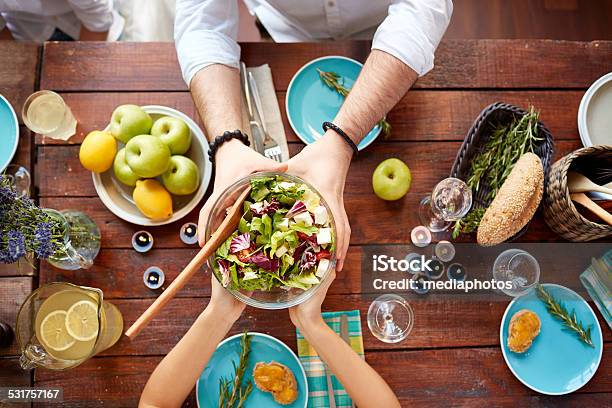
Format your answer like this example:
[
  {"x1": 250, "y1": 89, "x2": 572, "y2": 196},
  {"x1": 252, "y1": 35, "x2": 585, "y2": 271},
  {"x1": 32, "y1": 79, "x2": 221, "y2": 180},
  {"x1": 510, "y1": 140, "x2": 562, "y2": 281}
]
[
  {"x1": 450, "y1": 102, "x2": 555, "y2": 239},
  {"x1": 543, "y1": 145, "x2": 612, "y2": 242}
]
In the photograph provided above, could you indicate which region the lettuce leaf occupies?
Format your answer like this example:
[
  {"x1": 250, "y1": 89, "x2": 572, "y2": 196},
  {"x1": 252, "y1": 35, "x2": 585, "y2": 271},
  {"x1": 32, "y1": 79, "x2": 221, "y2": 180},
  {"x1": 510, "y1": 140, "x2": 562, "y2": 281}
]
[{"x1": 290, "y1": 223, "x2": 319, "y2": 235}]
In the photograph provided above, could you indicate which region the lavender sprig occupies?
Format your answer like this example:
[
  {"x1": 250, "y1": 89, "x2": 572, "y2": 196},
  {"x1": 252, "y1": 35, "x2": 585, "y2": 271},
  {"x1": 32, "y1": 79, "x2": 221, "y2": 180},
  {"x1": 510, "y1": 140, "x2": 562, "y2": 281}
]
[{"x1": 0, "y1": 175, "x2": 64, "y2": 263}]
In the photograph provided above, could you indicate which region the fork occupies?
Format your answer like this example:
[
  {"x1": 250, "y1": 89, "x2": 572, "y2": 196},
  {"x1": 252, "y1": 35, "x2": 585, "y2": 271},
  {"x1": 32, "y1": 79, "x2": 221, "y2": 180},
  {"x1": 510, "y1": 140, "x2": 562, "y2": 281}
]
[{"x1": 248, "y1": 71, "x2": 283, "y2": 162}]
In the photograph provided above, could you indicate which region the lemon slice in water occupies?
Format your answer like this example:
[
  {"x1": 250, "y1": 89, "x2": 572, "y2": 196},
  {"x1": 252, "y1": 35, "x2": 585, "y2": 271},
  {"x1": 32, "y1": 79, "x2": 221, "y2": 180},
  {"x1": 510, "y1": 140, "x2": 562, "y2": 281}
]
[
  {"x1": 40, "y1": 310, "x2": 75, "y2": 352},
  {"x1": 65, "y1": 300, "x2": 99, "y2": 342}
]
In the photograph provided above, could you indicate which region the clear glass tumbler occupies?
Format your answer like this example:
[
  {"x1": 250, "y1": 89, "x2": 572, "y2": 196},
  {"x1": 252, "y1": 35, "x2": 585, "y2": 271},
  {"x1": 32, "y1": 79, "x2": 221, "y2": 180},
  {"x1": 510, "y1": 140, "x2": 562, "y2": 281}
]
[{"x1": 22, "y1": 90, "x2": 77, "y2": 140}]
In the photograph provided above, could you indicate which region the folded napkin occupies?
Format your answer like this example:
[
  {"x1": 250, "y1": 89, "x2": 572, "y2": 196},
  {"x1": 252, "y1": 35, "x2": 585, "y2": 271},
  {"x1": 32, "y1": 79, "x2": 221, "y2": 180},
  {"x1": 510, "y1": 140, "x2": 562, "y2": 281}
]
[
  {"x1": 296, "y1": 310, "x2": 365, "y2": 408},
  {"x1": 241, "y1": 64, "x2": 290, "y2": 161},
  {"x1": 580, "y1": 249, "x2": 612, "y2": 330}
]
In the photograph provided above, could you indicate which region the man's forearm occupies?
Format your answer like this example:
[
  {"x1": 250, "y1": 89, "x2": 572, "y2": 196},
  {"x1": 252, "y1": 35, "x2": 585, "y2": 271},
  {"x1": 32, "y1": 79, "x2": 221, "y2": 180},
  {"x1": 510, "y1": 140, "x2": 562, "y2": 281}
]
[
  {"x1": 190, "y1": 64, "x2": 244, "y2": 141},
  {"x1": 334, "y1": 49, "x2": 418, "y2": 144}
]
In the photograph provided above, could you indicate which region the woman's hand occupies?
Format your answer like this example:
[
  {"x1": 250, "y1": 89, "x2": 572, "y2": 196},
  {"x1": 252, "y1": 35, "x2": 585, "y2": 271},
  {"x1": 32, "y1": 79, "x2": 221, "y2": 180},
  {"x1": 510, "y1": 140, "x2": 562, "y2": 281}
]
[
  {"x1": 289, "y1": 268, "x2": 336, "y2": 331},
  {"x1": 198, "y1": 140, "x2": 287, "y2": 245},
  {"x1": 286, "y1": 134, "x2": 352, "y2": 270},
  {"x1": 207, "y1": 275, "x2": 246, "y2": 325}
]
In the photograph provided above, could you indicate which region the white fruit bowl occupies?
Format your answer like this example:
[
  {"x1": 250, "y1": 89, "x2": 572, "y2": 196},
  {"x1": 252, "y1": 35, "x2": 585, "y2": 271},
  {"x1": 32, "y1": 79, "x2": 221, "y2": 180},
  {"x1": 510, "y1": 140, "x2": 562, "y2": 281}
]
[{"x1": 92, "y1": 105, "x2": 212, "y2": 226}]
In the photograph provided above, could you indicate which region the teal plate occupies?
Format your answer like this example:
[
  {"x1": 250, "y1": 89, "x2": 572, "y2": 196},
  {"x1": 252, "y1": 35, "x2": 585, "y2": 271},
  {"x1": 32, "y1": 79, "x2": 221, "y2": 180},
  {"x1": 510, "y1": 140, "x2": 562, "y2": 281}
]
[
  {"x1": 0, "y1": 94, "x2": 19, "y2": 172},
  {"x1": 197, "y1": 332, "x2": 308, "y2": 408},
  {"x1": 286, "y1": 56, "x2": 381, "y2": 150},
  {"x1": 500, "y1": 284, "x2": 603, "y2": 395}
]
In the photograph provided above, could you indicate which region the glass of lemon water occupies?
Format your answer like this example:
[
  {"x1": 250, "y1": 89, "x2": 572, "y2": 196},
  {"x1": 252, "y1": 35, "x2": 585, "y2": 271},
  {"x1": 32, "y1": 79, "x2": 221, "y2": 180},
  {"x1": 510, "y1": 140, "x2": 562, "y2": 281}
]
[
  {"x1": 16, "y1": 282, "x2": 123, "y2": 370},
  {"x1": 22, "y1": 90, "x2": 77, "y2": 140}
]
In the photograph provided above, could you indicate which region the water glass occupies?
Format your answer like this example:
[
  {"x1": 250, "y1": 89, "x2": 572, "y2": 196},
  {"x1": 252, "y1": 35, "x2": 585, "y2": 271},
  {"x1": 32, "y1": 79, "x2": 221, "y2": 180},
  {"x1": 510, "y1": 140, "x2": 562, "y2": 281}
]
[
  {"x1": 22, "y1": 90, "x2": 77, "y2": 140},
  {"x1": 367, "y1": 294, "x2": 414, "y2": 343},
  {"x1": 492, "y1": 249, "x2": 540, "y2": 296},
  {"x1": 419, "y1": 177, "x2": 472, "y2": 232}
]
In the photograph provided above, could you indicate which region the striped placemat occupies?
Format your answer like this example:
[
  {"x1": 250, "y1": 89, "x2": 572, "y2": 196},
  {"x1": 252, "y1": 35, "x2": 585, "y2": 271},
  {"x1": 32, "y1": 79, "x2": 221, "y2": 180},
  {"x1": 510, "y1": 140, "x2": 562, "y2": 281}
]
[{"x1": 296, "y1": 310, "x2": 364, "y2": 408}]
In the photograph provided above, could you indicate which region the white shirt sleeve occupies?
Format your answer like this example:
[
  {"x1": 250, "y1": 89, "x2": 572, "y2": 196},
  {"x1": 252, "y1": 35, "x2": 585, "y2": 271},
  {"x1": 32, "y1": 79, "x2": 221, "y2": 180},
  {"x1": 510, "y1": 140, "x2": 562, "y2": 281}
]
[
  {"x1": 175, "y1": 0, "x2": 241, "y2": 87},
  {"x1": 372, "y1": 0, "x2": 453, "y2": 76},
  {"x1": 66, "y1": 0, "x2": 114, "y2": 32}
]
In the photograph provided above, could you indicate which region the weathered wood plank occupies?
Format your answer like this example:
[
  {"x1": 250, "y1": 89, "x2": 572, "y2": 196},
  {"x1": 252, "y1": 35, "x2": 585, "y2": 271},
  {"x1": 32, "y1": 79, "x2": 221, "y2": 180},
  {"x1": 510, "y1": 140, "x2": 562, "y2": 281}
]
[
  {"x1": 38, "y1": 243, "x2": 608, "y2": 298},
  {"x1": 36, "y1": 140, "x2": 585, "y2": 244},
  {"x1": 34, "y1": 347, "x2": 612, "y2": 407},
  {"x1": 35, "y1": 90, "x2": 583, "y2": 146},
  {"x1": 0, "y1": 42, "x2": 39, "y2": 122},
  {"x1": 40, "y1": 41, "x2": 612, "y2": 91},
  {"x1": 0, "y1": 277, "x2": 33, "y2": 356},
  {"x1": 0, "y1": 358, "x2": 32, "y2": 408}
]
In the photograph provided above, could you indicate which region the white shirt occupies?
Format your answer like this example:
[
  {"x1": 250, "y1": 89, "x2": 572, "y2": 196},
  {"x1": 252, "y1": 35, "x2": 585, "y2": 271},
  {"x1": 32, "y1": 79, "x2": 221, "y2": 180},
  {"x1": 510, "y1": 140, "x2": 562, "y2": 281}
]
[
  {"x1": 175, "y1": 0, "x2": 453, "y2": 86},
  {"x1": 0, "y1": 0, "x2": 124, "y2": 42}
]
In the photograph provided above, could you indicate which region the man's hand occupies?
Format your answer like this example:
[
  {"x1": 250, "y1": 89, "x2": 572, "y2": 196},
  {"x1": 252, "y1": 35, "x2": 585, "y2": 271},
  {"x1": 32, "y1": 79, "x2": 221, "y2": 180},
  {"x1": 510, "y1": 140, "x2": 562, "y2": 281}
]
[
  {"x1": 287, "y1": 134, "x2": 353, "y2": 271},
  {"x1": 197, "y1": 140, "x2": 287, "y2": 245}
]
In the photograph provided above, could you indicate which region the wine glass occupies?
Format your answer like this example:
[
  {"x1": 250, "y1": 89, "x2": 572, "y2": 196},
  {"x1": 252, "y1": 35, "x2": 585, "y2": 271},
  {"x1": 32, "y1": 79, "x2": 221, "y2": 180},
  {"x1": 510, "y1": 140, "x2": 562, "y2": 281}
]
[
  {"x1": 4, "y1": 164, "x2": 31, "y2": 198},
  {"x1": 492, "y1": 249, "x2": 540, "y2": 297},
  {"x1": 419, "y1": 177, "x2": 472, "y2": 232},
  {"x1": 367, "y1": 294, "x2": 414, "y2": 343}
]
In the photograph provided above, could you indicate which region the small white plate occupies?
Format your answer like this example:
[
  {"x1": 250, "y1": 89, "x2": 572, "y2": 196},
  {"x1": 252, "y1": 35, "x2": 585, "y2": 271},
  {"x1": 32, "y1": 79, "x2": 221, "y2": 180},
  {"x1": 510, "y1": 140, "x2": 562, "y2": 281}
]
[
  {"x1": 578, "y1": 72, "x2": 612, "y2": 147},
  {"x1": 92, "y1": 105, "x2": 211, "y2": 226}
]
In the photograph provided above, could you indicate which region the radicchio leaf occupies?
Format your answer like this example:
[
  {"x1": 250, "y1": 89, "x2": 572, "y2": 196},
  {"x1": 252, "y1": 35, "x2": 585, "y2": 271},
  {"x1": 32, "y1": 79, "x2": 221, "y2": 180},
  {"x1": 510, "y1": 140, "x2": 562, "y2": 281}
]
[
  {"x1": 250, "y1": 199, "x2": 280, "y2": 216},
  {"x1": 297, "y1": 231, "x2": 317, "y2": 244},
  {"x1": 286, "y1": 200, "x2": 307, "y2": 218},
  {"x1": 217, "y1": 259, "x2": 231, "y2": 287},
  {"x1": 293, "y1": 241, "x2": 308, "y2": 262},
  {"x1": 248, "y1": 252, "x2": 279, "y2": 272},
  {"x1": 230, "y1": 232, "x2": 251, "y2": 253},
  {"x1": 299, "y1": 249, "x2": 316, "y2": 272}
]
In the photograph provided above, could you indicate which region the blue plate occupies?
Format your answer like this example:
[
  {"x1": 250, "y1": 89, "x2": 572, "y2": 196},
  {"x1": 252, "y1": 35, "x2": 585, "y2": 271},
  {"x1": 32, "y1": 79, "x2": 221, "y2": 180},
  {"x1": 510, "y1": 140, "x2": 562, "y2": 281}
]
[
  {"x1": 0, "y1": 94, "x2": 19, "y2": 172},
  {"x1": 286, "y1": 56, "x2": 381, "y2": 150},
  {"x1": 197, "y1": 332, "x2": 308, "y2": 408},
  {"x1": 500, "y1": 284, "x2": 603, "y2": 395}
]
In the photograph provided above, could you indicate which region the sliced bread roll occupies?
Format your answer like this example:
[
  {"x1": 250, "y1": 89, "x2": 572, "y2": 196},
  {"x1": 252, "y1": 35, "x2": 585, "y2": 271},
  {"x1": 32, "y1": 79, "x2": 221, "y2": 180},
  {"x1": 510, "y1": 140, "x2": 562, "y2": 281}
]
[{"x1": 477, "y1": 152, "x2": 544, "y2": 246}]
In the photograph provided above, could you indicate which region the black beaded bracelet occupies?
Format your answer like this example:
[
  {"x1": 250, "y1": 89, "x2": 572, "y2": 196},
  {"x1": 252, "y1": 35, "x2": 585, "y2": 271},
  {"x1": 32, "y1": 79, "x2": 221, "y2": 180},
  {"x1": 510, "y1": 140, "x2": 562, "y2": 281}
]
[
  {"x1": 322, "y1": 121, "x2": 358, "y2": 155},
  {"x1": 208, "y1": 130, "x2": 250, "y2": 164}
]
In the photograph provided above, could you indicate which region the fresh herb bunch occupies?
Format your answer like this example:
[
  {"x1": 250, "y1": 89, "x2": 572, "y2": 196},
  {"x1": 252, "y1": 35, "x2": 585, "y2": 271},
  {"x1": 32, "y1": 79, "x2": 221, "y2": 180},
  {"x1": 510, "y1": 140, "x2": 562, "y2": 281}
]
[
  {"x1": 451, "y1": 207, "x2": 485, "y2": 239},
  {"x1": 536, "y1": 285, "x2": 594, "y2": 347},
  {"x1": 467, "y1": 106, "x2": 543, "y2": 200},
  {"x1": 452, "y1": 106, "x2": 543, "y2": 238},
  {"x1": 219, "y1": 332, "x2": 253, "y2": 408},
  {"x1": 0, "y1": 175, "x2": 63, "y2": 263},
  {"x1": 317, "y1": 69, "x2": 391, "y2": 138}
]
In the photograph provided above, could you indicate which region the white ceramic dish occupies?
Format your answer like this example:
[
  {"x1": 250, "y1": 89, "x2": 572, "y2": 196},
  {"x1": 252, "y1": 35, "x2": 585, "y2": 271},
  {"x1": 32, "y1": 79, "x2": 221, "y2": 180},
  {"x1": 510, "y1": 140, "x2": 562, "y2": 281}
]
[
  {"x1": 92, "y1": 105, "x2": 211, "y2": 226},
  {"x1": 578, "y1": 72, "x2": 612, "y2": 147}
]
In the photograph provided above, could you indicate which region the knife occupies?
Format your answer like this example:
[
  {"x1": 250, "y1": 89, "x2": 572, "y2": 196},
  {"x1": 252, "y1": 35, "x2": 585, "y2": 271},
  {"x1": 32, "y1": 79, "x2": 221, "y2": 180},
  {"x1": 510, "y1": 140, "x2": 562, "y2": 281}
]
[
  {"x1": 325, "y1": 364, "x2": 337, "y2": 408},
  {"x1": 240, "y1": 62, "x2": 264, "y2": 153},
  {"x1": 340, "y1": 314, "x2": 356, "y2": 408}
]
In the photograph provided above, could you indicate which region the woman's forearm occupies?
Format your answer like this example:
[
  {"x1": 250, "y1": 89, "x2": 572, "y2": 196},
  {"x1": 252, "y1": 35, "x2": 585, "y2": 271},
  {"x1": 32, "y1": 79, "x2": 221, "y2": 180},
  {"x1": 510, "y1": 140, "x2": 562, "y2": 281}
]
[
  {"x1": 139, "y1": 306, "x2": 234, "y2": 408},
  {"x1": 298, "y1": 318, "x2": 400, "y2": 408}
]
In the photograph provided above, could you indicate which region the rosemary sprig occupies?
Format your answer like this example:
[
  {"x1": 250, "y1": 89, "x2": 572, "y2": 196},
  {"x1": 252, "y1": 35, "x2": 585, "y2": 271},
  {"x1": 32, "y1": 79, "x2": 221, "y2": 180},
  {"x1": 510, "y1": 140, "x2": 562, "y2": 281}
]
[
  {"x1": 317, "y1": 69, "x2": 391, "y2": 138},
  {"x1": 451, "y1": 207, "x2": 485, "y2": 239},
  {"x1": 536, "y1": 285, "x2": 594, "y2": 347},
  {"x1": 467, "y1": 106, "x2": 543, "y2": 201},
  {"x1": 219, "y1": 332, "x2": 253, "y2": 408}
]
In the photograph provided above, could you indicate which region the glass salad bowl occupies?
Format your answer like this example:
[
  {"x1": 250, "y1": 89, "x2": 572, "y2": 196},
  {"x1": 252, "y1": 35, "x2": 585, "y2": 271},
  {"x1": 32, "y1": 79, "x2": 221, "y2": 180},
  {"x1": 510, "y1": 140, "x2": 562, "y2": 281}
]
[{"x1": 205, "y1": 172, "x2": 337, "y2": 309}]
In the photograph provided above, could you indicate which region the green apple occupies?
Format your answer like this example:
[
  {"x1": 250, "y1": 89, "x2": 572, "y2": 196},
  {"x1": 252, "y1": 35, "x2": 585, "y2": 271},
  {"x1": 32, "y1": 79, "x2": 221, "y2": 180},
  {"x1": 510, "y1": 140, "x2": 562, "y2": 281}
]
[
  {"x1": 162, "y1": 155, "x2": 200, "y2": 195},
  {"x1": 113, "y1": 148, "x2": 141, "y2": 186},
  {"x1": 110, "y1": 104, "x2": 153, "y2": 144},
  {"x1": 151, "y1": 116, "x2": 192, "y2": 155},
  {"x1": 372, "y1": 158, "x2": 412, "y2": 201},
  {"x1": 125, "y1": 135, "x2": 171, "y2": 178}
]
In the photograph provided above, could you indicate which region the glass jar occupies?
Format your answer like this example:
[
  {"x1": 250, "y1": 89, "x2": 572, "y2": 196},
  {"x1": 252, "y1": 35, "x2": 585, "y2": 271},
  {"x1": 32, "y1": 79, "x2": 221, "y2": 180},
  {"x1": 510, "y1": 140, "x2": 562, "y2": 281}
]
[{"x1": 44, "y1": 209, "x2": 101, "y2": 270}]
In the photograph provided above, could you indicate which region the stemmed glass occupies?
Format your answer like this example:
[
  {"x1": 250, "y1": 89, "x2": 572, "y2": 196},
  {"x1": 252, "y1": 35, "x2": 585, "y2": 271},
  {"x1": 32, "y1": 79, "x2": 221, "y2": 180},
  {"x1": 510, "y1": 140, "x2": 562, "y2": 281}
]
[
  {"x1": 367, "y1": 294, "x2": 414, "y2": 343},
  {"x1": 419, "y1": 177, "x2": 472, "y2": 232}
]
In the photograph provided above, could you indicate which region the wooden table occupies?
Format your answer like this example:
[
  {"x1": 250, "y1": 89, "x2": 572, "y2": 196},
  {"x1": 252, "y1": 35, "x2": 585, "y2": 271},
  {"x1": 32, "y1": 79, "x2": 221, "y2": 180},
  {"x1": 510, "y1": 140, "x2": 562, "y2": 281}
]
[{"x1": 1, "y1": 40, "x2": 610, "y2": 407}]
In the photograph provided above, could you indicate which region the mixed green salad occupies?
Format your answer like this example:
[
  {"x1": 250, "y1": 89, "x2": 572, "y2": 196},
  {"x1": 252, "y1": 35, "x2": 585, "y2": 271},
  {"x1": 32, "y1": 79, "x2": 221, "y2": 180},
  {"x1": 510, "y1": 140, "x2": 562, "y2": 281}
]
[{"x1": 213, "y1": 176, "x2": 335, "y2": 292}]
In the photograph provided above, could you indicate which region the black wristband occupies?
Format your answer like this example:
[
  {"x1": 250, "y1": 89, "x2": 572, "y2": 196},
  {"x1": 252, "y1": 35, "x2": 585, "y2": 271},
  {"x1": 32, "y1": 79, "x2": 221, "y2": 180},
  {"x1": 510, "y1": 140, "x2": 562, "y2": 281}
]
[
  {"x1": 208, "y1": 130, "x2": 250, "y2": 164},
  {"x1": 322, "y1": 121, "x2": 358, "y2": 155}
]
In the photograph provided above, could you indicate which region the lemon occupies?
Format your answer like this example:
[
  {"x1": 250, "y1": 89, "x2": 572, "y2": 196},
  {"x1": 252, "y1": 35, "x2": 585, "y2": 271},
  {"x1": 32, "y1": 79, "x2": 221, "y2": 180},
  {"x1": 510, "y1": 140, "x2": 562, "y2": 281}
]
[
  {"x1": 133, "y1": 179, "x2": 173, "y2": 220},
  {"x1": 79, "y1": 130, "x2": 117, "y2": 173},
  {"x1": 65, "y1": 300, "x2": 99, "y2": 342},
  {"x1": 40, "y1": 310, "x2": 75, "y2": 352}
]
